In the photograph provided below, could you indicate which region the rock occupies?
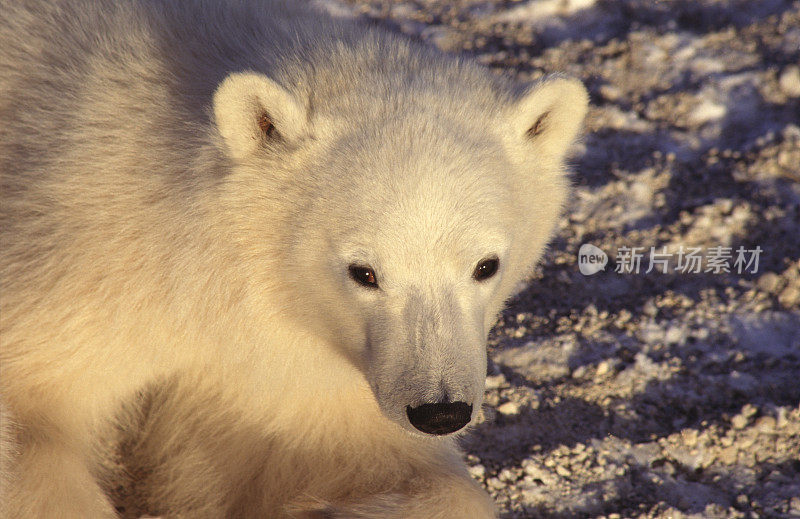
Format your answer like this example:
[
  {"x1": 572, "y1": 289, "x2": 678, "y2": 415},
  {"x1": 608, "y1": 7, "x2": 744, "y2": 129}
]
[
  {"x1": 779, "y1": 65, "x2": 800, "y2": 97},
  {"x1": 498, "y1": 468, "x2": 518, "y2": 482},
  {"x1": 485, "y1": 374, "x2": 506, "y2": 390},
  {"x1": 497, "y1": 401, "x2": 520, "y2": 415},
  {"x1": 732, "y1": 413, "x2": 749, "y2": 430},
  {"x1": 596, "y1": 360, "x2": 612, "y2": 376},
  {"x1": 756, "y1": 272, "x2": 782, "y2": 293},
  {"x1": 755, "y1": 416, "x2": 776, "y2": 434},
  {"x1": 778, "y1": 283, "x2": 800, "y2": 309},
  {"x1": 719, "y1": 446, "x2": 738, "y2": 465},
  {"x1": 486, "y1": 477, "x2": 504, "y2": 491},
  {"x1": 468, "y1": 464, "x2": 486, "y2": 480}
]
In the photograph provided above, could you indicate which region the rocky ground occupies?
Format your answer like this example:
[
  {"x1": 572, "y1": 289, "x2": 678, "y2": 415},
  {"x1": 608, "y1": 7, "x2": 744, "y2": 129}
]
[{"x1": 334, "y1": 0, "x2": 800, "y2": 517}]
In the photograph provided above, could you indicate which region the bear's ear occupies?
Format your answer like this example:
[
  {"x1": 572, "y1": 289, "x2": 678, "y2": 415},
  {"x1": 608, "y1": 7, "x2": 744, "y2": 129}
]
[
  {"x1": 506, "y1": 77, "x2": 588, "y2": 164},
  {"x1": 213, "y1": 72, "x2": 306, "y2": 160}
]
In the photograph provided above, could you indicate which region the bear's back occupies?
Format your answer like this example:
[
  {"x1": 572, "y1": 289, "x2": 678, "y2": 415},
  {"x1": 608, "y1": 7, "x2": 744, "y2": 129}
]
[
  {"x1": 0, "y1": 0, "x2": 348, "y2": 183},
  {"x1": 0, "y1": 1, "x2": 354, "y2": 355}
]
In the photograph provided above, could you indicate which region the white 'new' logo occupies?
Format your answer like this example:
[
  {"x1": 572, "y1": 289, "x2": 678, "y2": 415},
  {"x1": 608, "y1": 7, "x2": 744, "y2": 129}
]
[{"x1": 578, "y1": 244, "x2": 608, "y2": 275}]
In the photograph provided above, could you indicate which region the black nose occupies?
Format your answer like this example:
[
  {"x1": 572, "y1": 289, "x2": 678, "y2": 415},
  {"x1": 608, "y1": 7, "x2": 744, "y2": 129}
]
[{"x1": 405, "y1": 401, "x2": 473, "y2": 435}]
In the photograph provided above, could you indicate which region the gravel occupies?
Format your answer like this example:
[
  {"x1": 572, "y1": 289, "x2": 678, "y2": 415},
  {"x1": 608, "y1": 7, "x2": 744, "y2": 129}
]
[{"x1": 331, "y1": 0, "x2": 800, "y2": 517}]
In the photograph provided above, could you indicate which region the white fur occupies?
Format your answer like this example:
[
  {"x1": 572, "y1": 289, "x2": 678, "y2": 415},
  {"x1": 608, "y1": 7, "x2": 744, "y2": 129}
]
[{"x1": 0, "y1": 0, "x2": 588, "y2": 517}]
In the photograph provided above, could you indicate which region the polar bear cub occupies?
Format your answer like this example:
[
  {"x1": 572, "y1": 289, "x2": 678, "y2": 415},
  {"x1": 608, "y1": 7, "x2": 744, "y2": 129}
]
[{"x1": 0, "y1": 0, "x2": 588, "y2": 517}]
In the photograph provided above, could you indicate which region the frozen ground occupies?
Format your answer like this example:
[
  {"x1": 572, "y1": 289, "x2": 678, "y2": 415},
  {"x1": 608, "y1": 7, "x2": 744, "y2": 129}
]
[{"x1": 330, "y1": 0, "x2": 800, "y2": 517}]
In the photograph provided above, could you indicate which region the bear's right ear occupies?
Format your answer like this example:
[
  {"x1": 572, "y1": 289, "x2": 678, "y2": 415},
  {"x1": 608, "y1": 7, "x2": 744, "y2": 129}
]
[
  {"x1": 505, "y1": 77, "x2": 589, "y2": 166},
  {"x1": 213, "y1": 72, "x2": 306, "y2": 160}
]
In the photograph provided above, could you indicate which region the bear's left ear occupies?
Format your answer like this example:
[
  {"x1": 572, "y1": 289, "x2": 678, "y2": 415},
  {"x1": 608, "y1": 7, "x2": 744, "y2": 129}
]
[
  {"x1": 213, "y1": 72, "x2": 307, "y2": 160},
  {"x1": 505, "y1": 77, "x2": 589, "y2": 165}
]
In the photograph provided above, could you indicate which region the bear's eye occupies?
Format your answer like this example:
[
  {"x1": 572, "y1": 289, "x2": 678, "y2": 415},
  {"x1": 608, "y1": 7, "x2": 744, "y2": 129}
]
[
  {"x1": 348, "y1": 265, "x2": 379, "y2": 289},
  {"x1": 472, "y1": 257, "x2": 499, "y2": 282}
]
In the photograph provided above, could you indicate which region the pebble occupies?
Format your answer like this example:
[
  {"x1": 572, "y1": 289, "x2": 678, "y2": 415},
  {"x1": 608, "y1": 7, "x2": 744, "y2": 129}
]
[
  {"x1": 498, "y1": 468, "x2": 517, "y2": 482},
  {"x1": 778, "y1": 283, "x2": 800, "y2": 309},
  {"x1": 497, "y1": 401, "x2": 520, "y2": 415},
  {"x1": 757, "y1": 272, "x2": 781, "y2": 293},
  {"x1": 468, "y1": 464, "x2": 486, "y2": 480},
  {"x1": 776, "y1": 407, "x2": 790, "y2": 428},
  {"x1": 486, "y1": 477, "x2": 504, "y2": 490},
  {"x1": 596, "y1": 360, "x2": 612, "y2": 376},
  {"x1": 522, "y1": 463, "x2": 553, "y2": 484},
  {"x1": 779, "y1": 65, "x2": 800, "y2": 97},
  {"x1": 755, "y1": 416, "x2": 776, "y2": 434},
  {"x1": 485, "y1": 374, "x2": 506, "y2": 390},
  {"x1": 681, "y1": 428, "x2": 698, "y2": 448},
  {"x1": 664, "y1": 325, "x2": 684, "y2": 344},
  {"x1": 732, "y1": 404, "x2": 758, "y2": 429},
  {"x1": 600, "y1": 84, "x2": 622, "y2": 101}
]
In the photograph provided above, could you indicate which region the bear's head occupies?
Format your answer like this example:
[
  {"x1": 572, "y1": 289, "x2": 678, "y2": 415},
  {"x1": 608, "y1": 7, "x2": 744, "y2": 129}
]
[{"x1": 212, "y1": 67, "x2": 588, "y2": 436}]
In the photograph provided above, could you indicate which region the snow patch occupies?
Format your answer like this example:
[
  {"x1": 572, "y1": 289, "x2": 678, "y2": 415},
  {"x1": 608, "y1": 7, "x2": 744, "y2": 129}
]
[
  {"x1": 729, "y1": 312, "x2": 800, "y2": 357},
  {"x1": 493, "y1": 336, "x2": 576, "y2": 382}
]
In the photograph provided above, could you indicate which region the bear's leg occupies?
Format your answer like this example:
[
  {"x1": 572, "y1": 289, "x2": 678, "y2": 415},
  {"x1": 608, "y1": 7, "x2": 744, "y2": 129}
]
[
  {"x1": 287, "y1": 473, "x2": 496, "y2": 519},
  {"x1": 347, "y1": 476, "x2": 496, "y2": 519},
  {"x1": 4, "y1": 434, "x2": 118, "y2": 519}
]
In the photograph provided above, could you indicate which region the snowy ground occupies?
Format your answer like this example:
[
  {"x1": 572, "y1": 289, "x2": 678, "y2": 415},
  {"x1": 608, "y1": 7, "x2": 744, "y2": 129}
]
[{"x1": 332, "y1": 1, "x2": 800, "y2": 517}]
